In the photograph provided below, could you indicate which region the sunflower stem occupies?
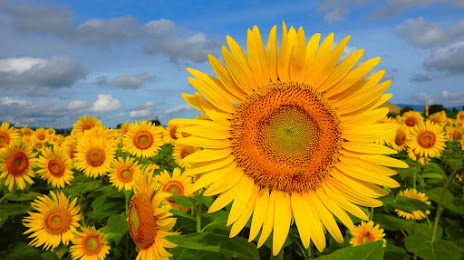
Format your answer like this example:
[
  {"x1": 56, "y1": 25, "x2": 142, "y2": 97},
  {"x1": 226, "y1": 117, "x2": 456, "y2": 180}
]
[
  {"x1": 431, "y1": 170, "x2": 455, "y2": 242},
  {"x1": 196, "y1": 202, "x2": 202, "y2": 233}
]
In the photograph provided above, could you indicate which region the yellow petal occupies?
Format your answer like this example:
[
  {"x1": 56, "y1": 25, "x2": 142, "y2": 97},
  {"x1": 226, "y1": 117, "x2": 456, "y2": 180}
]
[
  {"x1": 208, "y1": 182, "x2": 241, "y2": 213},
  {"x1": 177, "y1": 136, "x2": 232, "y2": 149},
  {"x1": 248, "y1": 188, "x2": 269, "y2": 242},
  {"x1": 315, "y1": 187, "x2": 354, "y2": 230},
  {"x1": 191, "y1": 162, "x2": 237, "y2": 191},
  {"x1": 257, "y1": 189, "x2": 277, "y2": 248},
  {"x1": 247, "y1": 26, "x2": 269, "y2": 87},
  {"x1": 326, "y1": 177, "x2": 384, "y2": 207},
  {"x1": 187, "y1": 155, "x2": 235, "y2": 175},
  {"x1": 187, "y1": 77, "x2": 235, "y2": 113},
  {"x1": 322, "y1": 183, "x2": 369, "y2": 220},
  {"x1": 289, "y1": 27, "x2": 306, "y2": 81},
  {"x1": 208, "y1": 54, "x2": 246, "y2": 99},
  {"x1": 340, "y1": 107, "x2": 389, "y2": 127},
  {"x1": 291, "y1": 193, "x2": 311, "y2": 248},
  {"x1": 204, "y1": 167, "x2": 243, "y2": 196},
  {"x1": 229, "y1": 185, "x2": 259, "y2": 238},
  {"x1": 181, "y1": 93, "x2": 203, "y2": 111},
  {"x1": 183, "y1": 148, "x2": 233, "y2": 163},
  {"x1": 320, "y1": 48, "x2": 364, "y2": 92},
  {"x1": 227, "y1": 177, "x2": 255, "y2": 226},
  {"x1": 266, "y1": 25, "x2": 278, "y2": 81},
  {"x1": 307, "y1": 191, "x2": 344, "y2": 244},
  {"x1": 180, "y1": 125, "x2": 230, "y2": 140},
  {"x1": 342, "y1": 141, "x2": 397, "y2": 155},
  {"x1": 342, "y1": 150, "x2": 409, "y2": 168},
  {"x1": 339, "y1": 155, "x2": 398, "y2": 176},
  {"x1": 342, "y1": 123, "x2": 396, "y2": 142},
  {"x1": 222, "y1": 45, "x2": 254, "y2": 94},
  {"x1": 272, "y1": 191, "x2": 292, "y2": 256}
]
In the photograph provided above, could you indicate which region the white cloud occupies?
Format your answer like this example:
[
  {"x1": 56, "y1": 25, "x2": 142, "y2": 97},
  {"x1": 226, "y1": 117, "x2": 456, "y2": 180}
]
[
  {"x1": 0, "y1": 97, "x2": 30, "y2": 106},
  {"x1": 90, "y1": 94, "x2": 122, "y2": 113},
  {"x1": 68, "y1": 100, "x2": 89, "y2": 110},
  {"x1": 130, "y1": 109, "x2": 152, "y2": 118},
  {"x1": 395, "y1": 17, "x2": 464, "y2": 48},
  {"x1": 164, "y1": 104, "x2": 195, "y2": 115},
  {"x1": 373, "y1": 0, "x2": 464, "y2": 19},
  {"x1": 112, "y1": 73, "x2": 156, "y2": 89},
  {"x1": 143, "y1": 18, "x2": 175, "y2": 36},
  {"x1": 324, "y1": 8, "x2": 349, "y2": 24},
  {"x1": 424, "y1": 41, "x2": 464, "y2": 74},
  {"x1": 412, "y1": 93, "x2": 436, "y2": 105},
  {"x1": 411, "y1": 91, "x2": 464, "y2": 106},
  {"x1": 0, "y1": 57, "x2": 46, "y2": 74}
]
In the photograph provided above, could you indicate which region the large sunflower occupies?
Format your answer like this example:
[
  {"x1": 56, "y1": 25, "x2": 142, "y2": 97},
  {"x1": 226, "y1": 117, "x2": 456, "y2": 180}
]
[
  {"x1": 122, "y1": 121, "x2": 163, "y2": 158},
  {"x1": 0, "y1": 141, "x2": 36, "y2": 191},
  {"x1": 35, "y1": 146, "x2": 74, "y2": 188},
  {"x1": 23, "y1": 191, "x2": 81, "y2": 250},
  {"x1": 128, "y1": 172, "x2": 179, "y2": 260},
  {"x1": 74, "y1": 127, "x2": 117, "y2": 178},
  {"x1": 0, "y1": 122, "x2": 19, "y2": 149},
  {"x1": 70, "y1": 226, "x2": 110, "y2": 260},
  {"x1": 409, "y1": 121, "x2": 447, "y2": 159},
  {"x1": 175, "y1": 23, "x2": 407, "y2": 255}
]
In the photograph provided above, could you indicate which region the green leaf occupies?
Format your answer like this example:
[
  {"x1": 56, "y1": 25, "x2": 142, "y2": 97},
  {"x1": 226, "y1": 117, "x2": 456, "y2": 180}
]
[
  {"x1": 445, "y1": 159, "x2": 463, "y2": 170},
  {"x1": 169, "y1": 195, "x2": 195, "y2": 208},
  {"x1": 170, "y1": 209, "x2": 196, "y2": 221},
  {"x1": 0, "y1": 204, "x2": 32, "y2": 216},
  {"x1": 384, "y1": 244, "x2": 409, "y2": 260},
  {"x1": 0, "y1": 211, "x2": 8, "y2": 228},
  {"x1": 421, "y1": 173, "x2": 443, "y2": 179},
  {"x1": 405, "y1": 235, "x2": 462, "y2": 260},
  {"x1": 4, "y1": 191, "x2": 42, "y2": 201},
  {"x1": 425, "y1": 163, "x2": 445, "y2": 175},
  {"x1": 164, "y1": 232, "x2": 259, "y2": 259},
  {"x1": 426, "y1": 187, "x2": 454, "y2": 205},
  {"x1": 317, "y1": 240, "x2": 383, "y2": 260},
  {"x1": 374, "y1": 213, "x2": 412, "y2": 231},
  {"x1": 106, "y1": 213, "x2": 129, "y2": 244},
  {"x1": 395, "y1": 194, "x2": 433, "y2": 212},
  {"x1": 398, "y1": 166, "x2": 421, "y2": 180}
]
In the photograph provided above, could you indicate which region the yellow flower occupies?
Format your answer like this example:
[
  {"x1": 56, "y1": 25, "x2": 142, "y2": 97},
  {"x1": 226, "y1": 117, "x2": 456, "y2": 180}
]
[
  {"x1": 109, "y1": 156, "x2": 142, "y2": 191},
  {"x1": 395, "y1": 188, "x2": 431, "y2": 220},
  {"x1": 427, "y1": 111, "x2": 447, "y2": 127},
  {"x1": 73, "y1": 116, "x2": 102, "y2": 135},
  {"x1": 172, "y1": 144, "x2": 199, "y2": 168},
  {"x1": 446, "y1": 126, "x2": 462, "y2": 141},
  {"x1": 35, "y1": 146, "x2": 74, "y2": 188},
  {"x1": 128, "y1": 172, "x2": 179, "y2": 260},
  {"x1": 389, "y1": 125, "x2": 409, "y2": 152},
  {"x1": 0, "y1": 122, "x2": 19, "y2": 149},
  {"x1": 23, "y1": 191, "x2": 81, "y2": 250},
  {"x1": 34, "y1": 128, "x2": 49, "y2": 142},
  {"x1": 62, "y1": 136, "x2": 79, "y2": 161},
  {"x1": 175, "y1": 22, "x2": 407, "y2": 255},
  {"x1": 47, "y1": 128, "x2": 56, "y2": 136},
  {"x1": 407, "y1": 147, "x2": 431, "y2": 165},
  {"x1": 34, "y1": 140, "x2": 46, "y2": 151},
  {"x1": 144, "y1": 163, "x2": 160, "y2": 174},
  {"x1": 156, "y1": 168, "x2": 194, "y2": 211},
  {"x1": 349, "y1": 221, "x2": 386, "y2": 247},
  {"x1": 409, "y1": 121, "x2": 447, "y2": 159},
  {"x1": 70, "y1": 227, "x2": 110, "y2": 260},
  {"x1": 122, "y1": 121, "x2": 163, "y2": 158},
  {"x1": 74, "y1": 127, "x2": 117, "y2": 178},
  {"x1": 0, "y1": 141, "x2": 36, "y2": 191},
  {"x1": 456, "y1": 111, "x2": 464, "y2": 121},
  {"x1": 402, "y1": 111, "x2": 424, "y2": 129}
]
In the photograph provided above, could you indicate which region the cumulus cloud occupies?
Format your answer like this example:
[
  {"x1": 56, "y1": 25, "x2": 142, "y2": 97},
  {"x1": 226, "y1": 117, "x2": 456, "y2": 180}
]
[
  {"x1": 164, "y1": 104, "x2": 196, "y2": 115},
  {"x1": 112, "y1": 73, "x2": 156, "y2": 89},
  {"x1": 90, "y1": 94, "x2": 122, "y2": 113},
  {"x1": 396, "y1": 17, "x2": 464, "y2": 48},
  {"x1": 424, "y1": 41, "x2": 464, "y2": 74},
  {"x1": 373, "y1": 0, "x2": 464, "y2": 19},
  {"x1": 0, "y1": 56, "x2": 87, "y2": 88},
  {"x1": 410, "y1": 73, "x2": 433, "y2": 82},
  {"x1": 324, "y1": 8, "x2": 349, "y2": 24},
  {"x1": 412, "y1": 93, "x2": 436, "y2": 105},
  {"x1": 317, "y1": 0, "x2": 367, "y2": 24},
  {"x1": 0, "y1": 1, "x2": 217, "y2": 63},
  {"x1": 412, "y1": 91, "x2": 464, "y2": 106},
  {"x1": 130, "y1": 109, "x2": 152, "y2": 118},
  {"x1": 0, "y1": 97, "x2": 30, "y2": 106},
  {"x1": 68, "y1": 100, "x2": 89, "y2": 110}
]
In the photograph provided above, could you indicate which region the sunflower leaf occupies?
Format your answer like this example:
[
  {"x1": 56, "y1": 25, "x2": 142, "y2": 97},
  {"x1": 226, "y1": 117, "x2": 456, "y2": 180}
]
[
  {"x1": 169, "y1": 195, "x2": 195, "y2": 208},
  {"x1": 317, "y1": 240, "x2": 383, "y2": 260}
]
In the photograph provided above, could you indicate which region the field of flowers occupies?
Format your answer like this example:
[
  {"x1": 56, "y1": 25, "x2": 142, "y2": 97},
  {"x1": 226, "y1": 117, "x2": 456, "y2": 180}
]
[
  {"x1": 0, "y1": 109, "x2": 463, "y2": 260},
  {"x1": 1, "y1": 23, "x2": 464, "y2": 260}
]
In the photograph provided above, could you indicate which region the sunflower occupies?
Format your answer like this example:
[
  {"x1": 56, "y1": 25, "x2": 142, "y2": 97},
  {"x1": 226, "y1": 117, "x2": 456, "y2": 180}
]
[
  {"x1": 47, "y1": 128, "x2": 56, "y2": 136},
  {"x1": 109, "y1": 157, "x2": 142, "y2": 191},
  {"x1": 156, "y1": 168, "x2": 194, "y2": 211},
  {"x1": 144, "y1": 163, "x2": 160, "y2": 175},
  {"x1": 427, "y1": 111, "x2": 447, "y2": 127},
  {"x1": 20, "y1": 127, "x2": 34, "y2": 137},
  {"x1": 395, "y1": 188, "x2": 431, "y2": 220},
  {"x1": 176, "y1": 23, "x2": 407, "y2": 255},
  {"x1": 74, "y1": 127, "x2": 117, "y2": 178},
  {"x1": 165, "y1": 123, "x2": 180, "y2": 144},
  {"x1": 73, "y1": 116, "x2": 102, "y2": 135},
  {"x1": 122, "y1": 121, "x2": 163, "y2": 158},
  {"x1": 34, "y1": 140, "x2": 46, "y2": 151},
  {"x1": 0, "y1": 122, "x2": 19, "y2": 149},
  {"x1": 34, "y1": 128, "x2": 49, "y2": 142},
  {"x1": 402, "y1": 111, "x2": 423, "y2": 129},
  {"x1": 35, "y1": 146, "x2": 74, "y2": 188},
  {"x1": 388, "y1": 125, "x2": 409, "y2": 152},
  {"x1": 23, "y1": 191, "x2": 81, "y2": 250},
  {"x1": 172, "y1": 144, "x2": 199, "y2": 168},
  {"x1": 456, "y1": 111, "x2": 464, "y2": 121},
  {"x1": 446, "y1": 126, "x2": 462, "y2": 141},
  {"x1": 349, "y1": 221, "x2": 386, "y2": 247},
  {"x1": 128, "y1": 172, "x2": 179, "y2": 260},
  {"x1": 424, "y1": 105, "x2": 429, "y2": 116},
  {"x1": 70, "y1": 226, "x2": 110, "y2": 260},
  {"x1": 62, "y1": 136, "x2": 79, "y2": 161},
  {"x1": 49, "y1": 134, "x2": 65, "y2": 147},
  {"x1": 0, "y1": 141, "x2": 36, "y2": 191},
  {"x1": 409, "y1": 121, "x2": 447, "y2": 159},
  {"x1": 407, "y1": 147, "x2": 430, "y2": 165}
]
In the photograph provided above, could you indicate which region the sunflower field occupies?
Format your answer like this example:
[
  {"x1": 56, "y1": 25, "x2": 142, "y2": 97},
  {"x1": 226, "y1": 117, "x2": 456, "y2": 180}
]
[{"x1": 1, "y1": 23, "x2": 464, "y2": 260}]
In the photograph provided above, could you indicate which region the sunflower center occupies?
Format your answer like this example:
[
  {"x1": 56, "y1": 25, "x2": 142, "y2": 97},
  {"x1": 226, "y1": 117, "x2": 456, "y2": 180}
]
[
  {"x1": 38, "y1": 133, "x2": 46, "y2": 140},
  {"x1": 395, "y1": 130, "x2": 407, "y2": 146},
  {"x1": 417, "y1": 131, "x2": 436, "y2": 148},
  {"x1": 82, "y1": 124, "x2": 94, "y2": 131},
  {"x1": 0, "y1": 133, "x2": 9, "y2": 146},
  {"x1": 44, "y1": 207, "x2": 72, "y2": 235},
  {"x1": 180, "y1": 148, "x2": 192, "y2": 159},
  {"x1": 230, "y1": 82, "x2": 342, "y2": 193},
  {"x1": 84, "y1": 236, "x2": 100, "y2": 253},
  {"x1": 359, "y1": 232, "x2": 375, "y2": 244},
  {"x1": 48, "y1": 159, "x2": 65, "y2": 177},
  {"x1": 85, "y1": 148, "x2": 106, "y2": 167},
  {"x1": 118, "y1": 166, "x2": 134, "y2": 183},
  {"x1": 405, "y1": 118, "x2": 416, "y2": 127},
  {"x1": 170, "y1": 126, "x2": 178, "y2": 140},
  {"x1": 6, "y1": 151, "x2": 28, "y2": 176},
  {"x1": 134, "y1": 131, "x2": 153, "y2": 150},
  {"x1": 129, "y1": 194, "x2": 157, "y2": 249},
  {"x1": 163, "y1": 181, "x2": 184, "y2": 196},
  {"x1": 452, "y1": 129, "x2": 461, "y2": 140}
]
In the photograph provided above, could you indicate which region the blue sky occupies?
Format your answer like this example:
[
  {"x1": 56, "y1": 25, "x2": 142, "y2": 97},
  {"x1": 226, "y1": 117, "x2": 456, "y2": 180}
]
[{"x1": 0, "y1": 0, "x2": 463, "y2": 128}]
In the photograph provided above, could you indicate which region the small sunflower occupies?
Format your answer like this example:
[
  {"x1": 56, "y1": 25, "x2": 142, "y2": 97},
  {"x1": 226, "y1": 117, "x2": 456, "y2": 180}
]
[
  {"x1": 456, "y1": 111, "x2": 464, "y2": 121},
  {"x1": 165, "y1": 123, "x2": 180, "y2": 144},
  {"x1": 49, "y1": 134, "x2": 65, "y2": 147},
  {"x1": 47, "y1": 128, "x2": 56, "y2": 136},
  {"x1": 70, "y1": 226, "x2": 110, "y2": 260},
  {"x1": 388, "y1": 125, "x2": 409, "y2": 152},
  {"x1": 407, "y1": 147, "x2": 430, "y2": 165},
  {"x1": 34, "y1": 140, "x2": 46, "y2": 151},
  {"x1": 74, "y1": 127, "x2": 117, "y2": 178},
  {"x1": 23, "y1": 191, "x2": 81, "y2": 250},
  {"x1": 427, "y1": 111, "x2": 447, "y2": 127},
  {"x1": 156, "y1": 168, "x2": 194, "y2": 211},
  {"x1": 128, "y1": 172, "x2": 179, "y2": 260},
  {"x1": 409, "y1": 121, "x2": 447, "y2": 159},
  {"x1": 349, "y1": 221, "x2": 386, "y2": 247},
  {"x1": 172, "y1": 144, "x2": 199, "y2": 168},
  {"x1": 177, "y1": 22, "x2": 407, "y2": 255},
  {"x1": 446, "y1": 126, "x2": 462, "y2": 141},
  {"x1": 35, "y1": 147, "x2": 74, "y2": 188},
  {"x1": 0, "y1": 142, "x2": 36, "y2": 191},
  {"x1": 0, "y1": 122, "x2": 19, "y2": 149},
  {"x1": 73, "y1": 116, "x2": 102, "y2": 135},
  {"x1": 395, "y1": 188, "x2": 431, "y2": 220},
  {"x1": 402, "y1": 111, "x2": 424, "y2": 129},
  {"x1": 144, "y1": 163, "x2": 160, "y2": 175},
  {"x1": 122, "y1": 121, "x2": 163, "y2": 158},
  {"x1": 62, "y1": 136, "x2": 79, "y2": 161},
  {"x1": 34, "y1": 128, "x2": 49, "y2": 142},
  {"x1": 109, "y1": 157, "x2": 142, "y2": 191},
  {"x1": 20, "y1": 127, "x2": 34, "y2": 137}
]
